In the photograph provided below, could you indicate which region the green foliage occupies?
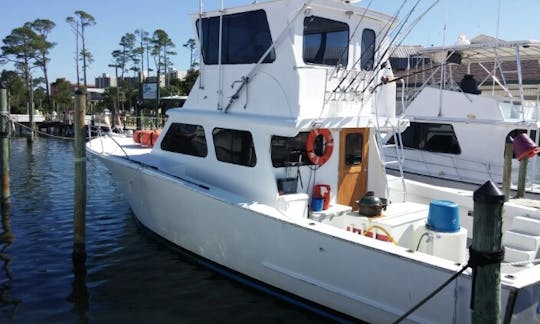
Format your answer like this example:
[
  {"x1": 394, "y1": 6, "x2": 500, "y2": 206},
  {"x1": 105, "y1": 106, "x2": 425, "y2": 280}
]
[
  {"x1": 28, "y1": 19, "x2": 56, "y2": 112},
  {"x1": 51, "y1": 78, "x2": 73, "y2": 110},
  {"x1": 0, "y1": 69, "x2": 26, "y2": 113}
]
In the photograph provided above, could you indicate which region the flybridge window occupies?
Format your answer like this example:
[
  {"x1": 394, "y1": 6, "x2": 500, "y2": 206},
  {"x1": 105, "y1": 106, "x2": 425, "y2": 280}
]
[
  {"x1": 361, "y1": 29, "x2": 376, "y2": 70},
  {"x1": 213, "y1": 128, "x2": 257, "y2": 167},
  {"x1": 271, "y1": 133, "x2": 315, "y2": 167},
  {"x1": 197, "y1": 10, "x2": 276, "y2": 65},
  {"x1": 387, "y1": 122, "x2": 461, "y2": 155},
  {"x1": 161, "y1": 123, "x2": 208, "y2": 157},
  {"x1": 303, "y1": 16, "x2": 349, "y2": 66}
]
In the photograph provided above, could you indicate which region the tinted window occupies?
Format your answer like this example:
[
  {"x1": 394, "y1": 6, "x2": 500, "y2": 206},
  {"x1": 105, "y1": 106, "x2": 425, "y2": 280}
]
[
  {"x1": 303, "y1": 16, "x2": 349, "y2": 66},
  {"x1": 160, "y1": 123, "x2": 207, "y2": 157},
  {"x1": 213, "y1": 128, "x2": 257, "y2": 167},
  {"x1": 271, "y1": 132, "x2": 315, "y2": 167},
  {"x1": 387, "y1": 122, "x2": 461, "y2": 155},
  {"x1": 345, "y1": 133, "x2": 363, "y2": 165},
  {"x1": 197, "y1": 10, "x2": 275, "y2": 65},
  {"x1": 361, "y1": 29, "x2": 376, "y2": 70}
]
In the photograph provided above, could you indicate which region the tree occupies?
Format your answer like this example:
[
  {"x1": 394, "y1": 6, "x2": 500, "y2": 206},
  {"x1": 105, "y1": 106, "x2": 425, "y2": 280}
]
[
  {"x1": 179, "y1": 69, "x2": 199, "y2": 96},
  {"x1": 0, "y1": 69, "x2": 26, "y2": 113},
  {"x1": 66, "y1": 10, "x2": 95, "y2": 89},
  {"x1": 183, "y1": 38, "x2": 198, "y2": 69},
  {"x1": 134, "y1": 29, "x2": 150, "y2": 79},
  {"x1": 51, "y1": 78, "x2": 73, "y2": 111},
  {"x1": 28, "y1": 19, "x2": 56, "y2": 112},
  {"x1": 1, "y1": 25, "x2": 40, "y2": 126},
  {"x1": 151, "y1": 29, "x2": 176, "y2": 87}
]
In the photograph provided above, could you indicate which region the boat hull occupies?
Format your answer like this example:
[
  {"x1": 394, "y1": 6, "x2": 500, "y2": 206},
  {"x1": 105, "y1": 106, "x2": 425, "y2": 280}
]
[{"x1": 94, "y1": 153, "x2": 529, "y2": 323}]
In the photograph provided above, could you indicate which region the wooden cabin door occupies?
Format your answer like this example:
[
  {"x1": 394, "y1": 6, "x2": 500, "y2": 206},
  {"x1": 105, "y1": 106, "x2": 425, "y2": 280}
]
[{"x1": 337, "y1": 128, "x2": 369, "y2": 209}]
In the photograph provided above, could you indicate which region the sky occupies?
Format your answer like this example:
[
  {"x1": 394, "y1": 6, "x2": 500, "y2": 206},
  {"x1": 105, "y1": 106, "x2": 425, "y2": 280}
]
[{"x1": 1, "y1": 0, "x2": 539, "y2": 85}]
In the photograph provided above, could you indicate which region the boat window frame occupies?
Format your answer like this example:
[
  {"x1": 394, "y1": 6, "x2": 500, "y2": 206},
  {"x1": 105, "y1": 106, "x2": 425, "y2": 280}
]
[
  {"x1": 160, "y1": 122, "x2": 208, "y2": 157},
  {"x1": 361, "y1": 28, "x2": 376, "y2": 71},
  {"x1": 387, "y1": 122, "x2": 462, "y2": 155},
  {"x1": 303, "y1": 16, "x2": 349, "y2": 67},
  {"x1": 345, "y1": 132, "x2": 363, "y2": 165},
  {"x1": 196, "y1": 9, "x2": 276, "y2": 65},
  {"x1": 271, "y1": 132, "x2": 315, "y2": 168},
  {"x1": 212, "y1": 128, "x2": 257, "y2": 167}
]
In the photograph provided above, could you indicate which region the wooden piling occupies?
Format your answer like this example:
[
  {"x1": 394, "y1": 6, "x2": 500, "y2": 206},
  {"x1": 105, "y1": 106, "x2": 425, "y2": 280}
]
[
  {"x1": 73, "y1": 90, "x2": 86, "y2": 257},
  {"x1": 0, "y1": 83, "x2": 10, "y2": 208},
  {"x1": 516, "y1": 157, "x2": 528, "y2": 198},
  {"x1": 501, "y1": 137, "x2": 513, "y2": 201},
  {"x1": 471, "y1": 181, "x2": 504, "y2": 323}
]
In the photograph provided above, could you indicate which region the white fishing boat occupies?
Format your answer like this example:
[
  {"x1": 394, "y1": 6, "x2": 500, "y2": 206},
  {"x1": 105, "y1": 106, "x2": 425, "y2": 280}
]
[
  {"x1": 383, "y1": 37, "x2": 540, "y2": 193},
  {"x1": 87, "y1": 1, "x2": 540, "y2": 322}
]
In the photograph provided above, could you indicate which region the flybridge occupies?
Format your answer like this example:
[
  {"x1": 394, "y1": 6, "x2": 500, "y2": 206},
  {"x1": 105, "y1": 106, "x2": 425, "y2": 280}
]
[{"x1": 186, "y1": 0, "x2": 398, "y2": 122}]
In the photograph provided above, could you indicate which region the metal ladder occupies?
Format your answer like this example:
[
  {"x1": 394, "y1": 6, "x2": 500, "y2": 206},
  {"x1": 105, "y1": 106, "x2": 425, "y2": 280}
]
[{"x1": 375, "y1": 120, "x2": 407, "y2": 202}]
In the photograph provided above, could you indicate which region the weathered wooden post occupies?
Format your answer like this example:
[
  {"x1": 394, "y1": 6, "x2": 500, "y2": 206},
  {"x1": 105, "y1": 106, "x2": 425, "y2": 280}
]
[
  {"x1": 73, "y1": 89, "x2": 86, "y2": 259},
  {"x1": 471, "y1": 181, "x2": 504, "y2": 323},
  {"x1": 516, "y1": 157, "x2": 528, "y2": 198},
  {"x1": 501, "y1": 136, "x2": 513, "y2": 201},
  {"x1": 512, "y1": 133, "x2": 540, "y2": 198},
  {"x1": 69, "y1": 90, "x2": 89, "y2": 312},
  {"x1": 0, "y1": 82, "x2": 10, "y2": 208}
]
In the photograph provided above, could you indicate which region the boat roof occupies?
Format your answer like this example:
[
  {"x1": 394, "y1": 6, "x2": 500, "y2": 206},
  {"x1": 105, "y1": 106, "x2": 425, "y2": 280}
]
[
  {"x1": 419, "y1": 40, "x2": 540, "y2": 63},
  {"x1": 194, "y1": 0, "x2": 395, "y2": 24}
]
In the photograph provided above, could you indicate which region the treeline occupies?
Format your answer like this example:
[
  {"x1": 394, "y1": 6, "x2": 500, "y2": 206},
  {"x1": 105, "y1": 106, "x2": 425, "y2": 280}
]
[{"x1": 0, "y1": 10, "x2": 198, "y2": 114}]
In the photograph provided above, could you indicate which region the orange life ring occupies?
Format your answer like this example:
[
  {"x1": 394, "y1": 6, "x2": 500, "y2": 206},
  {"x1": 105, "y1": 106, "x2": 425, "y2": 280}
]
[{"x1": 306, "y1": 128, "x2": 333, "y2": 165}]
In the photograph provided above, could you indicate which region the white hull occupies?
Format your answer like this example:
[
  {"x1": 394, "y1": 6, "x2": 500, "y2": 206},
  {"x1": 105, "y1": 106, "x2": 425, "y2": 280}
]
[{"x1": 93, "y1": 148, "x2": 538, "y2": 323}]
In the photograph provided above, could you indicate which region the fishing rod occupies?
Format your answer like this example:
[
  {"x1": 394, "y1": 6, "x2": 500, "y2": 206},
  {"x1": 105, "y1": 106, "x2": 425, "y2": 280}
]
[
  {"x1": 352, "y1": 0, "x2": 423, "y2": 95},
  {"x1": 360, "y1": 0, "x2": 441, "y2": 96},
  {"x1": 331, "y1": 0, "x2": 410, "y2": 95}
]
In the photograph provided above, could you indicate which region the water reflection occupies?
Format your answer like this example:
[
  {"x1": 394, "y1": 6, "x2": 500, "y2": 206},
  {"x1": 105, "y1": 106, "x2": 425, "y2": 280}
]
[
  {"x1": 0, "y1": 204, "x2": 20, "y2": 318},
  {"x1": 67, "y1": 248, "x2": 88, "y2": 323}
]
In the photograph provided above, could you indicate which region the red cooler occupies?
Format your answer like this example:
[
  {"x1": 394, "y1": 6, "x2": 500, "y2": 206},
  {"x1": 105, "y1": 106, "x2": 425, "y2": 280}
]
[{"x1": 313, "y1": 184, "x2": 331, "y2": 210}]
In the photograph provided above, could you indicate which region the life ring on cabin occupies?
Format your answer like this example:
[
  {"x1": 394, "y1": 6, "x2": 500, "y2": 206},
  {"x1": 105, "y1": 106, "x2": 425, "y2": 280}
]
[{"x1": 306, "y1": 128, "x2": 333, "y2": 165}]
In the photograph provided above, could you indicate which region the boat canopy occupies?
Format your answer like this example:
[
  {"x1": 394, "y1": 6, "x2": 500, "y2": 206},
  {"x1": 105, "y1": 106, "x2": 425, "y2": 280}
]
[{"x1": 420, "y1": 40, "x2": 540, "y2": 64}]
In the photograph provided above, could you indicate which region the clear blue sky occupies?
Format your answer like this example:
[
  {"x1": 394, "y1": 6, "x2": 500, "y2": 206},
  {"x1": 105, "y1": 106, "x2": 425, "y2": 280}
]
[{"x1": 1, "y1": 0, "x2": 539, "y2": 85}]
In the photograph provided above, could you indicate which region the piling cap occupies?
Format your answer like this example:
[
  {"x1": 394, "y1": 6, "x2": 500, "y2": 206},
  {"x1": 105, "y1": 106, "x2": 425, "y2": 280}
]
[
  {"x1": 473, "y1": 181, "x2": 505, "y2": 203},
  {"x1": 75, "y1": 88, "x2": 85, "y2": 95}
]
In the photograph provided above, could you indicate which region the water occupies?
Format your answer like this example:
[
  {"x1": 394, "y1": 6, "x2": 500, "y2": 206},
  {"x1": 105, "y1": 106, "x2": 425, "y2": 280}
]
[{"x1": 0, "y1": 137, "x2": 328, "y2": 323}]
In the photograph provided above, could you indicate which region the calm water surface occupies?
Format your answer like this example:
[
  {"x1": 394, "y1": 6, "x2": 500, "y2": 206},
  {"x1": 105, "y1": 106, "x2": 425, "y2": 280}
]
[{"x1": 0, "y1": 137, "x2": 329, "y2": 323}]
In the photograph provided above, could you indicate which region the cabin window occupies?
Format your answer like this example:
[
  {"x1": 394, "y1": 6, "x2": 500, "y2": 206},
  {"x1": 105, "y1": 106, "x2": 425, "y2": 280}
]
[
  {"x1": 197, "y1": 10, "x2": 276, "y2": 65},
  {"x1": 345, "y1": 133, "x2": 363, "y2": 165},
  {"x1": 213, "y1": 128, "x2": 257, "y2": 167},
  {"x1": 271, "y1": 132, "x2": 316, "y2": 167},
  {"x1": 161, "y1": 123, "x2": 208, "y2": 157},
  {"x1": 387, "y1": 122, "x2": 461, "y2": 155},
  {"x1": 303, "y1": 16, "x2": 349, "y2": 66},
  {"x1": 361, "y1": 29, "x2": 376, "y2": 70}
]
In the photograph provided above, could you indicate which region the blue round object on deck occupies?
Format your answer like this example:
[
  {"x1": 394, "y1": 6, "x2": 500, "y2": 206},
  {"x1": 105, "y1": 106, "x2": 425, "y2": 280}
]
[{"x1": 427, "y1": 200, "x2": 460, "y2": 232}]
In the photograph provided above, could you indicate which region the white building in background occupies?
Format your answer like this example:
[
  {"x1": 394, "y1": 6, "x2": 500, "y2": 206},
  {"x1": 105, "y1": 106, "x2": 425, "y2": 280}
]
[
  {"x1": 95, "y1": 73, "x2": 117, "y2": 89},
  {"x1": 167, "y1": 69, "x2": 187, "y2": 82}
]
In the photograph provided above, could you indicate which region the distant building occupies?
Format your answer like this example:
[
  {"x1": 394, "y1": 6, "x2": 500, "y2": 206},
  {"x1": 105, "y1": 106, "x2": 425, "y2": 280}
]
[
  {"x1": 95, "y1": 73, "x2": 117, "y2": 89},
  {"x1": 167, "y1": 69, "x2": 187, "y2": 82},
  {"x1": 95, "y1": 69, "x2": 188, "y2": 89}
]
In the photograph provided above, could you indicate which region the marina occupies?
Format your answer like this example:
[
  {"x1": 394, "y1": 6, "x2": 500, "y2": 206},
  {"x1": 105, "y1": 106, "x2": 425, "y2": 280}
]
[
  {"x1": 1, "y1": 0, "x2": 540, "y2": 322},
  {"x1": 86, "y1": 0, "x2": 540, "y2": 322}
]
